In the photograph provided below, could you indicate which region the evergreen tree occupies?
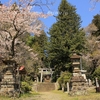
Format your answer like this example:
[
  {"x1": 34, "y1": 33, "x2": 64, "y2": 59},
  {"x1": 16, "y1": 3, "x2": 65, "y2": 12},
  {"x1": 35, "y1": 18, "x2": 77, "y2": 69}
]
[
  {"x1": 92, "y1": 14, "x2": 100, "y2": 36},
  {"x1": 27, "y1": 30, "x2": 48, "y2": 67},
  {"x1": 33, "y1": 30, "x2": 48, "y2": 63},
  {"x1": 48, "y1": 0, "x2": 86, "y2": 81}
]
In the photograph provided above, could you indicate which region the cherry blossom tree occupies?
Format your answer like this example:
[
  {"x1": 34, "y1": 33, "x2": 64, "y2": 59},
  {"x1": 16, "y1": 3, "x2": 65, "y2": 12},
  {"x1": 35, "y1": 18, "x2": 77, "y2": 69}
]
[{"x1": 0, "y1": 0, "x2": 52, "y2": 60}]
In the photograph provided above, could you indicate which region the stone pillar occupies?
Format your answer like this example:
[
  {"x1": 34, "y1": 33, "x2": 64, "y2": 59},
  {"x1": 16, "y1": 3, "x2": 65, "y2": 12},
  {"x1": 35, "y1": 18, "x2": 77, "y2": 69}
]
[
  {"x1": 95, "y1": 77, "x2": 100, "y2": 92},
  {"x1": 67, "y1": 82, "x2": 69, "y2": 93},
  {"x1": 37, "y1": 76, "x2": 39, "y2": 83},
  {"x1": 88, "y1": 79, "x2": 92, "y2": 87},
  {"x1": 61, "y1": 84, "x2": 64, "y2": 92},
  {"x1": 40, "y1": 71, "x2": 43, "y2": 83},
  {"x1": 96, "y1": 78, "x2": 99, "y2": 88}
]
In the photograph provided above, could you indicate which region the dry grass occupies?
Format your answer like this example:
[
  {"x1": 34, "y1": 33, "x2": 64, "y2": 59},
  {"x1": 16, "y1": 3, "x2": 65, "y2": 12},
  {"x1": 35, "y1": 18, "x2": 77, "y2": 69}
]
[{"x1": 52, "y1": 87, "x2": 100, "y2": 100}]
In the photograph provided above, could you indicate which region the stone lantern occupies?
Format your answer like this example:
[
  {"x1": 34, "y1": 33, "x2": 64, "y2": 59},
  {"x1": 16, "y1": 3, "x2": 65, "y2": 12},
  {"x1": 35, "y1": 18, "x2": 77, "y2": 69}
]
[
  {"x1": 71, "y1": 53, "x2": 81, "y2": 76},
  {"x1": 0, "y1": 60, "x2": 20, "y2": 97},
  {"x1": 69, "y1": 53, "x2": 87, "y2": 96}
]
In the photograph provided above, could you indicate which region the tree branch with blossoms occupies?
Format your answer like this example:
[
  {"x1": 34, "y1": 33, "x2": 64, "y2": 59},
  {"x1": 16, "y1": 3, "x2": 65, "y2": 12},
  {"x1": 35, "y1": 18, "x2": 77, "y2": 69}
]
[{"x1": 0, "y1": 0, "x2": 54, "y2": 59}]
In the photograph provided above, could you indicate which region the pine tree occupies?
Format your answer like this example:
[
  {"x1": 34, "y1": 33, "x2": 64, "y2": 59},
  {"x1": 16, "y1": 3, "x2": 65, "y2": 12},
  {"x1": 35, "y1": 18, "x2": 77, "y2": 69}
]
[{"x1": 48, "y1": 0, "x2": 86, "y2": 81}]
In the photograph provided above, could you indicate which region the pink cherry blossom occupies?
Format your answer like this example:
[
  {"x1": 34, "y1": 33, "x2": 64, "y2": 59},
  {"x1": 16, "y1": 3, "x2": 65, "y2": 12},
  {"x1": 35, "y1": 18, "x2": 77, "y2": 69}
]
[{"x1": 0, "y1": 0, "x2": 50, "y2": 59}]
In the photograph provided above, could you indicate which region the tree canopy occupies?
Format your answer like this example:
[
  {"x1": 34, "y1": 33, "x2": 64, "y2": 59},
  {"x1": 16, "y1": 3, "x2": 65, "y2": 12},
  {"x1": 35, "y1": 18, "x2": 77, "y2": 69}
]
[
  {"x1": 47, "y1": 0, "x2": 86, "y2": 81},
  {"x1": 92, "y1": 14, "x2": 100, "y2": 36}
]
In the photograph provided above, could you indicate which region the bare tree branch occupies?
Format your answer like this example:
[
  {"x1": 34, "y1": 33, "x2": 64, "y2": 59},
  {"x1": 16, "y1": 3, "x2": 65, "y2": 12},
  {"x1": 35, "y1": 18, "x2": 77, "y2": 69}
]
[{"x1": 90, "y1": 0, "x2": 100, "y2": 10}]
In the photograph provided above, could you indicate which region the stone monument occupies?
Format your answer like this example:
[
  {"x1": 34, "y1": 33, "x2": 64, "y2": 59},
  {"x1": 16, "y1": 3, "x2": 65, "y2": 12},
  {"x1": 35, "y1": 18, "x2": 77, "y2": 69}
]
[
  {"x1": 0, "y1": 60, "x2": 20, "y2": 97},
  {"x1": 69, "y1": 54, "x2": 87, "y2": 96}
]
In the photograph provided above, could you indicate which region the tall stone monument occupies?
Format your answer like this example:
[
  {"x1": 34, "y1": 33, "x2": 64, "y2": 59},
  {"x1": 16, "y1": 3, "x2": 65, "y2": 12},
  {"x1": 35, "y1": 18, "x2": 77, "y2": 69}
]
[
  {"x1": 69, "y1": 54, "x2": 87, "y2": 96},
  {"x1": 0, "y1": 60, "x2": 20, "y2": 97}
]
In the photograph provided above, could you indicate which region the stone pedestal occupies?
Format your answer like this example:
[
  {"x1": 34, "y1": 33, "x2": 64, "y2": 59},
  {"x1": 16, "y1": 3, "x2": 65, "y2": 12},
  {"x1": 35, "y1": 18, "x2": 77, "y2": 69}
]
[
  {"x1": 69, "y1": 66, "x2": 87, "y2": 96},
  {"x1": 69, "y1": 75, "x2": 87, "y2": 96}
]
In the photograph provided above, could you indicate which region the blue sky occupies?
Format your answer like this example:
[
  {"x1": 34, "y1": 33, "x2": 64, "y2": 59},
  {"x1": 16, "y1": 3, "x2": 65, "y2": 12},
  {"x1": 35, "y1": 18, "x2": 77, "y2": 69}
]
[
  {"x1": 1, "y1": 0, "x2": 100, "y2": 32},
  {"x1": 40, "y1": 0, "x2": 100, "y2": 32}
]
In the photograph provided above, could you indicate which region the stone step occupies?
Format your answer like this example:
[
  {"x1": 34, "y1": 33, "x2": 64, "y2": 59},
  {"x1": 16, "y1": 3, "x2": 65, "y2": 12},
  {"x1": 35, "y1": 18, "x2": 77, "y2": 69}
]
[{"x1": 33, "y1": 82, "x2": 55, "y2": 92}]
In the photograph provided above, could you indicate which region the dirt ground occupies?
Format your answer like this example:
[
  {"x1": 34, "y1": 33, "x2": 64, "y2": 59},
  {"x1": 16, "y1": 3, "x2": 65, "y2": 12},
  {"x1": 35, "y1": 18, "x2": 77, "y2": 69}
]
[
  {"x1": 18, "y1": 87, "x2": 99, "y2": 100},
  {"x1": 18, "y1": 91, "x2": 68, "y2": 100},
  {"x1": 18, "y1": 91, "x2": 100, "y2": 100},
  {"x1": 34, "y1": 92, "x2": 64, "y2": 100}
]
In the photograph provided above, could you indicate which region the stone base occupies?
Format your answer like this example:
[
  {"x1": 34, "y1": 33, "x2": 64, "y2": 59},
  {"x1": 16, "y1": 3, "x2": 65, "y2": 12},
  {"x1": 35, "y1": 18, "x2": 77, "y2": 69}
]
[
  {"x1": 0, "y1": 89, "x2": 20, "y2": 97},
  {"x1": 68, "y1": 90, "x2": 87, "y2": 96},
  {"x1": 69, "y1": 75, "x2": 88, "y2": 96}
]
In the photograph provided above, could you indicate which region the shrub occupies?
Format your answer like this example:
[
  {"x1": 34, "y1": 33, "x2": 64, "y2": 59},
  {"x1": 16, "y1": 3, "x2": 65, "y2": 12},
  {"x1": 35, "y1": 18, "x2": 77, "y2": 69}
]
[
  {"x1": 21, "y1": 81, "x2": 32, "y2": 93},
  {"x1": 93, "y1": 66, "x2": 100, "y2": 80},
  {"x1": 57, "y1": 71, "x2": 72, "y2": 89}
]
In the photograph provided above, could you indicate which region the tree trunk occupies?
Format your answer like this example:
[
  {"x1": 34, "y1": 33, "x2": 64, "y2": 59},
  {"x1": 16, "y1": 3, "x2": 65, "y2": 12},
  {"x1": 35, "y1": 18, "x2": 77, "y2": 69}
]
[{"x1": 11, "y1": 38, "x2": 16, "y2": 57}]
